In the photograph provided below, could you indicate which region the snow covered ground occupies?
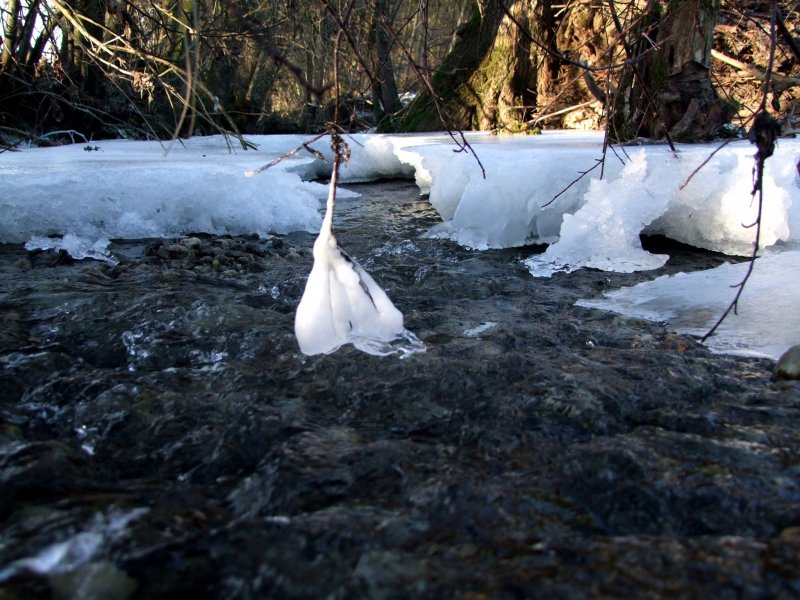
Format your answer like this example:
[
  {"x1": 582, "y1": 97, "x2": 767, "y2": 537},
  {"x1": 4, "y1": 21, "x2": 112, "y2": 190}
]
[{"x1": 1, "y1": 131, "x2": 798, "y2": 358}]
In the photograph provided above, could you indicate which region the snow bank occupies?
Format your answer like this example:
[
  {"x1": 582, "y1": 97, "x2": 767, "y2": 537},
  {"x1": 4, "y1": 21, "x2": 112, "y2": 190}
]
[
  {"x1": 1, "y1": 136, "x2": 331, "y2": 246},
  {"x1": 577, "y1": 251, "x2": 800, "y2": 360},
  {"x1": 389, "y1": 132, "x2": 799, "y2": 268},
  {"x1": 4, "y1": 132, "x2": 797, "y2": 266}
]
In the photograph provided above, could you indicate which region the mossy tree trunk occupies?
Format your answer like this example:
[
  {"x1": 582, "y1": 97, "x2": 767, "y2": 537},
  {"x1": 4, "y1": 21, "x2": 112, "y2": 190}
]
[
  {"x1": 398, "y1": 0, "x2": 730, "y2": 139},
  {"x1": 611, "y1": 0, "x2": 731, "y2": 142},
  {"x1": 397, "y1": 0, "x2": 544, "y2": 132}
]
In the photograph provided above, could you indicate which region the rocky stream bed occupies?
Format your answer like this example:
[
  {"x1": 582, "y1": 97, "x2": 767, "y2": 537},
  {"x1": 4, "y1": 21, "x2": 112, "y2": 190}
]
[{"x1": 1, "y1": 180, "x2": 799, "y2": 599}]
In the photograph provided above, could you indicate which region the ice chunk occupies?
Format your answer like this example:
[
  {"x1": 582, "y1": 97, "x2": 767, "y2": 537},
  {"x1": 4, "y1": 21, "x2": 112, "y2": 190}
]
[
  {"x1": 525, "y1": 151, "x2": 673, "y2": 276},
  {"x1": 396, "y1": 133, "x2": 799, "y2": 262},
  {"x1": 279, "y1": 133, "x2": 419, "y2": 182},
  {"x1": 576, "y1": 250, "x2": 800, "y2": 359},
  {"x1": 25, "y1": 233, "x2": 118, "y2": 264},
  {"x1": 3, "y1": 132, "x2": 798, "y2": 273},
  {"x1": 340, "y1": 135, "x2": 415, "y2": 182},
  {"x1": 410, "y1": 131, "x2": 615, "y2": 249},
  {"x1": 647, "y1": 143, "x2": 796, "y2": 255}
]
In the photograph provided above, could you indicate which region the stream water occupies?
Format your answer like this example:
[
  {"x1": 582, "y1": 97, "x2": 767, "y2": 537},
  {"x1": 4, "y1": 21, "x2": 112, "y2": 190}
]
[{"x1": 1, "y1": 180, "x2": 799, "y2": 598}]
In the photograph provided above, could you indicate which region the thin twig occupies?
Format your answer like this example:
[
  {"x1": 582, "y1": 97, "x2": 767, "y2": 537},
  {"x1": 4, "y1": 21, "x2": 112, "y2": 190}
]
[
  {"x1": 244, "y1": 132, "x2": 329, "y2": 177},
  {"x1": 701, "y1": 135, "x2": 767, "y2": 342},
  {"x1": 702, "y1": 4, "x2": 781, "y2": 341},
  {"x1": 541, "y1": 159, "x2": 603, "y2": 208},
  {"x1": 679, "y1": 137, "x2": 736, "y2": 191}
]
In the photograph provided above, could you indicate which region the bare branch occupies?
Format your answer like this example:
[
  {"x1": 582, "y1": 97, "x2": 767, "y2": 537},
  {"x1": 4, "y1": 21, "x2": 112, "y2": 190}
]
[
  {"x1": 245, "y1": 132, "x2": 329, "y2": 177},
  {"x1": 711, "y1": 49, "x2": 800, "y2": 92},
  {"x1": 541, "y1": 159, "x2": 603, "y2": 208},
  {"x1": 702, "y1": 4, "x2": 783, "y2": 342}
]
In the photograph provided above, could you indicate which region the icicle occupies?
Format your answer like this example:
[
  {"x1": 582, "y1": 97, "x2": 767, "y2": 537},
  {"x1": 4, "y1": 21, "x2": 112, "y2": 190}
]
[{"x1": 294, "y1": 133, "x2": 424, "y2": 357}]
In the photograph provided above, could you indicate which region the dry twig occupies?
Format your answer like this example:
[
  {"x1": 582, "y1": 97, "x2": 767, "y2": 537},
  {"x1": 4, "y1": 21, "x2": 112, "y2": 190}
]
[{"x1": 702, "y1": 4, "x2": 782, "y2": 342}]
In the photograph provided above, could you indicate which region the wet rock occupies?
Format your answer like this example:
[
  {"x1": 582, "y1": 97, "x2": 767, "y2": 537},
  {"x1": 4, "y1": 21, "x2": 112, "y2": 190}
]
[
  {"x1": 353, "y1": 550, "x2": 429, "y2": 598},
  {"x1": 26, "y1": 248, "x2": 74, "y2": 267},
  {"x1": 180, "y1": 236, "x2": 203, "y2": 250},
  {"x1": 775, "y1": 345, "x2": 800, "y2": 379},
  {"x1": 143, "y1": 236, "x2": 275, "y2": 276},
  {"x1": 0, "y1": 441, "x2": 92, "y2": 519},
  {"x1": 166, "y1": 243, "x2": 190, "y2": 257},
  {"x1": 48, "y1": 562, "x2": 137, "y2": 600},
  {"x1": 0, "y1": 351, "x2": 76, "y2": 403},
  {"x1": 0, "y1": 423, "x2": 23, "y2": 445},
  {"x1": 561, "y1": 443, "x2": 670, "y2": 535},
  {"x1": 0, "y1": 305, "x2": 31, "y2": 351},
  {"x1": 13, "y1": 256, "x2": 32, "y2": 271},
  {"x1": 228, "y1": 428, "x2": 405, "y2": 517}
]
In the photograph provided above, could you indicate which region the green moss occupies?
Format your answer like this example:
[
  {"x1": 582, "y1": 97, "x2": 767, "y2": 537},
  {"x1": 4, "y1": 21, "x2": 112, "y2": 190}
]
[
  {"x1": 395, "y1": 97, "x2": 440, "y2": 132},
  {"x1": 502, "y1": 121, "x2": 541, "y2": 135}
]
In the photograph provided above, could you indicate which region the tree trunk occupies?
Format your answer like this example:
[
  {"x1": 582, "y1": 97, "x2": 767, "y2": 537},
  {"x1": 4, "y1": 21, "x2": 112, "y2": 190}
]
[
  {"x1": 419, "y1": 0, "x2": 430, "y2": 71},
  {"x1": 372, "y1": 0, "x2": 402, "y2": 121},
  {"x1": 398, "y1": 0, "x2": 730, "y2": 139},
  {"x1": 15, "y1": 0, "x2": 42, "y2": 69},
  {"x1": 26, "y1": 10, "x2": 57, "y2": 69},
  {"x1": 533, "y1": 0, "x2": 558, "y2": 109},
  {"x1": 611, "y1": 0, "x2": 731, "y2": 142},
  {"x1": 1, "y1": 0, "x2": 20, "y2": 76},
  {"x1": 397, "y1": 0, "x2": 543, "y2": 132}
]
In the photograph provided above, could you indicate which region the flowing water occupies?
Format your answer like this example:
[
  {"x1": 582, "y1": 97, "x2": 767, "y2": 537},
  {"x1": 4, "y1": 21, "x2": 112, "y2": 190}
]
[{"x1": 1, "y1": 181, "x2": 799, "y2": 598}]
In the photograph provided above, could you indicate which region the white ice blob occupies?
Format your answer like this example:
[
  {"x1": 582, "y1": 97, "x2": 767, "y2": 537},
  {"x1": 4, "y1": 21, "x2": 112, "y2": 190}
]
[
  {"x1": 294, "y1": 164, "x2": 424, "y2": 357},
  {"x1": 525, "y1": 151, "x2": 674, "y2": 276}
]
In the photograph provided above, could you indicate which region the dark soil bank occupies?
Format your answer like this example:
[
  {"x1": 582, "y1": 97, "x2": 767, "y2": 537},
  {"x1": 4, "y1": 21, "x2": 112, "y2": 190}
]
[{"x1": 1, "y1": 181, "x2": 799, "y2": 599}]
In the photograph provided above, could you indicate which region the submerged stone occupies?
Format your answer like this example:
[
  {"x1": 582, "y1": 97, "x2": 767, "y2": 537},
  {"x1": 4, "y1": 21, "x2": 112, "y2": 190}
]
[
  {"x1": 48, "y1": 562, "x2": 137, "y2": 600},
  {"x1": 775, "y1": 345, "x2": 800, "y2": 379}
]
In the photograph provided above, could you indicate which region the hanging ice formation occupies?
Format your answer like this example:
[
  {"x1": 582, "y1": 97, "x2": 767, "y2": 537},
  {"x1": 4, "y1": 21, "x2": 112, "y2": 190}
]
[{"x1": 294, "y1": 133, "x2": 425, "y2": 357}]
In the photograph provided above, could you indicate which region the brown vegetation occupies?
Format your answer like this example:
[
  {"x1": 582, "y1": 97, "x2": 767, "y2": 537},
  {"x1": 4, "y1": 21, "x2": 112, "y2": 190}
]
[
  {"x1": 0, "y1": 0, "x2": 472, "y2": 142},
  {"x1": 399, "y1": 1, "x2": 800, "y2": 142},
  {"x1": 0, "y1": 1, "x2": 798, "y2": 143}
]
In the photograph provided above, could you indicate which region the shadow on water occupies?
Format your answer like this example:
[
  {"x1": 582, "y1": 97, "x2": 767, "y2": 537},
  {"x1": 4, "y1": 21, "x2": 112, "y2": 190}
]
[{"x1": 1, "y1": 180, "x2": 799, "y2": 598}]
